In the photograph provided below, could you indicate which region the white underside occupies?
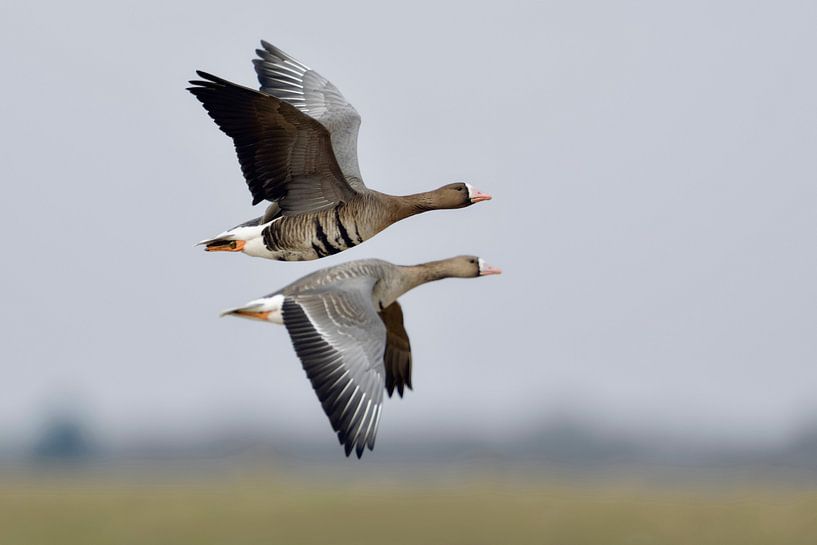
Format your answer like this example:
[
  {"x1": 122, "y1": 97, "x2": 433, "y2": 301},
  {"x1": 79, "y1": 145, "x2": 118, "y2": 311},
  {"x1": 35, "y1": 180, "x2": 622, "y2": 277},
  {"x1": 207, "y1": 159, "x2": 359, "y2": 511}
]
[
  {"x1": 199, "y1": 220, "x2": 280, "y2": 259},
  {"x1": 243, "y1": 235, "x2": 273, "y2": 258}
]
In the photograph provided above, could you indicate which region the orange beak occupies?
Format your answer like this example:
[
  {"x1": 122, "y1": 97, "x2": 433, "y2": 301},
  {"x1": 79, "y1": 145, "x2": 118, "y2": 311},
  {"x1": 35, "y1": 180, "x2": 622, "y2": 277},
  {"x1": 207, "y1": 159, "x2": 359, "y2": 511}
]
[
  {"x1": 205, "y1": 240, "x2": 246, "y2": 252},
  {"x1": 230, "y1": 310, "x2": 271, "y2": 321}
]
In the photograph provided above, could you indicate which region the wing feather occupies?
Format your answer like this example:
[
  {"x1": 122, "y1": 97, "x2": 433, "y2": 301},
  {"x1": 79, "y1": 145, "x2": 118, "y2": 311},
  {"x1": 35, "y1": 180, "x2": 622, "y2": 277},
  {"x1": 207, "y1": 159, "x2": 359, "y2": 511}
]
[
  {"x1": 282, "y1": 279, "x2": 386, "y2": 458},
  {"x1": 187, "y1": 71, "x2": 356, "y2": 213},
  {"x1": 253, "y1": 41, "x2": 366, "y2": 191},
  {"x1": 379, "y1": 302, "x2": 413, "y2": 397}
]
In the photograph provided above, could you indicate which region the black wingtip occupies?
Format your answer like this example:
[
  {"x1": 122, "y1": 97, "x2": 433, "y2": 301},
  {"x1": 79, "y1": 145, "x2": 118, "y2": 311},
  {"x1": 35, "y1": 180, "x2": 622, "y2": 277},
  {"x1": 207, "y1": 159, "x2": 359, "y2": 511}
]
[
  {"x1": 341, "y1": 438, "x2": 368, "y2": 459},
  {"x1": 256, "y1": 40, "x2": 292, "y2": 64},
  {"x1": 193, "y1": 70, "x2": 226, "y2": 86},
  {"x1": 187, "y1": 70, "x2": 219, "y2": 90}
]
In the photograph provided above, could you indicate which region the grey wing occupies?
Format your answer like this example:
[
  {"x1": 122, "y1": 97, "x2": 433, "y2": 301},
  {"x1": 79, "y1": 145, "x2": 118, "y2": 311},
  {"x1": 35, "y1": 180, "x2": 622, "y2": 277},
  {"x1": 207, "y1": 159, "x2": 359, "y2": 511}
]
[
  {"x1": 253, "y1": 41, "x2": 366, "y2": 192},
  {"x1": 281, "y1": 278, "x2": 385, "y2": 458}
]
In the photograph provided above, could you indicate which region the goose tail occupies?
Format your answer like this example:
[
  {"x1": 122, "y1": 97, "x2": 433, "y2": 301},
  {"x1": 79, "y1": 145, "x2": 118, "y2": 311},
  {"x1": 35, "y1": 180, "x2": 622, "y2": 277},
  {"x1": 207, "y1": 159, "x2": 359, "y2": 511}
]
[{"x1": 220, "y1": 294, "x2": 285, "y2": 324}]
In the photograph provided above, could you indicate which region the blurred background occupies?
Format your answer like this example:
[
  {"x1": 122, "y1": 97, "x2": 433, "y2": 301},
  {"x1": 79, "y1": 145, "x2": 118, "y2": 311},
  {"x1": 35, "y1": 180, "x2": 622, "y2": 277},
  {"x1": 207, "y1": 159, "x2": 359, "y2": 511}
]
[{"x1": 1, "y1": 0, "x2": 816, "y2": 543}]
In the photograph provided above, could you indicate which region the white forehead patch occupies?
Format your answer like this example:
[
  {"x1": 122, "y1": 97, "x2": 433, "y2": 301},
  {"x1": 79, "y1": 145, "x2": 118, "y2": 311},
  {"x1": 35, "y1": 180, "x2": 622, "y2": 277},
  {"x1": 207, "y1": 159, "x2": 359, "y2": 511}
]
[
  {"x1": 478, "y1": 257, "x2": 485, "y2": 274},
  {"x1": 465, "y1": 182, "x2": 475, "y2": 200}
]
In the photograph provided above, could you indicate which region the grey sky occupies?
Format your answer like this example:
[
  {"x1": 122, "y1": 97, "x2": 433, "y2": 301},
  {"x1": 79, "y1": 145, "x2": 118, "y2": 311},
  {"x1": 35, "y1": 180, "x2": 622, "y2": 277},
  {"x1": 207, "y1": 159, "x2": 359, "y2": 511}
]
[{"x1": 1, "y1": 0, "x2": 815, "y2": 448}]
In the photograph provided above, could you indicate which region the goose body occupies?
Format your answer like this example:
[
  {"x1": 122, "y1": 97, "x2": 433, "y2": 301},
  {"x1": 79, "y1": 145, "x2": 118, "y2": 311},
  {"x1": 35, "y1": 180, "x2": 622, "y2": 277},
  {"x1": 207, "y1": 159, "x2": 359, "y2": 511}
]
[
  {"x1": 189, "y1": 42, "x2": 491, "y2": 261},
  {"x1": 222, "y1": 256, "x2": 502, "y2": 457},
  {"x1": 200, "y1": 190, "x2": 451, "y2": 261}
]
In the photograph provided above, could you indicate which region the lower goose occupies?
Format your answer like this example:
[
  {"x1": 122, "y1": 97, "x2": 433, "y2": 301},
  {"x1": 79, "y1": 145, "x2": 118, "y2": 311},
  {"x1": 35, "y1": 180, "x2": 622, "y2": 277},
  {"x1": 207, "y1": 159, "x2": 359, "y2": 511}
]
[{"x1": 221, "y1": 256, "x2": 501, "y2": 458}]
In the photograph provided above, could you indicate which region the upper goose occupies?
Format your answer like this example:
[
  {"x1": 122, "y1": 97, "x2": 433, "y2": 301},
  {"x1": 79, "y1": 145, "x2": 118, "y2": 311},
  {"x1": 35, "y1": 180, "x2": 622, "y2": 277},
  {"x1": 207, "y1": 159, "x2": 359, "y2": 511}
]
[
  {"x1": 188, "y1": 41, "x2": 492, "y2": 261},
  {"x1": 221, "y1": 255, "x2": 502, "y2": 457}
]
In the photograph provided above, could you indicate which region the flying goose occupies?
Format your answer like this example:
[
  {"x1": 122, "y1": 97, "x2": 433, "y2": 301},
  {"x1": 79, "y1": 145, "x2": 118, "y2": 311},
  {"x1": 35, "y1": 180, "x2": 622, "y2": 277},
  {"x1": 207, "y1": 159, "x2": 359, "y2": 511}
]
[
  {"x1": 188, "y1": 42, "x2": 491, "y2": 261},
  {"x1": 221, "y1": 255, "x2": 502, "y2": 457}
]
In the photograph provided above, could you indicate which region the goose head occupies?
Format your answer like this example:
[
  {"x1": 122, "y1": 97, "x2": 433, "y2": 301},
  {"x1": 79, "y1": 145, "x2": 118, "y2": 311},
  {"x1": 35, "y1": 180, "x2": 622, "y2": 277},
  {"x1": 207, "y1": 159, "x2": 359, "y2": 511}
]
[{"x1": 427, "y1": 182, "x2": 492, "y2": 209}]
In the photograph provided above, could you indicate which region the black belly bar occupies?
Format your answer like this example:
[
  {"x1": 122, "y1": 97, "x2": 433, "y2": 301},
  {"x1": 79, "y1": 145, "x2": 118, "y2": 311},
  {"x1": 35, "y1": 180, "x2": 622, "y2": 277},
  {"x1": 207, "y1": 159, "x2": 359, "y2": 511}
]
[
  {"x1": 262, "y1": 208, "x2": 362, "y2": 259},
  {"x1": 335, "y1": 207, "x2": 357, "y2": 248},
  {"x1": 313, "y1": 217, "x2": 343, "y2": 257}
]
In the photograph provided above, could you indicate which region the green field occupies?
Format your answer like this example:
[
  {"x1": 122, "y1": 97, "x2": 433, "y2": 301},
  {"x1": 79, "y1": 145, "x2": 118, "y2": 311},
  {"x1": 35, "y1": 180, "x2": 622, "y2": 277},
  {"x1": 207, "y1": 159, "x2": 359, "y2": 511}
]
[{"x1": 2, "y1": 470, "x2": 816, "y2": 545}]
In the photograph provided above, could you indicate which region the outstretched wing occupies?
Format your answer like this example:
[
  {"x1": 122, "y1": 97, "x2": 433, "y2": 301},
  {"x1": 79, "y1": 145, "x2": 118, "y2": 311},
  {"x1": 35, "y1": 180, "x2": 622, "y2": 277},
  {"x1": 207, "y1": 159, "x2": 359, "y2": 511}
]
[
  {"x1": 282, "y1": 278, "x2": 386, "y2": 458},
  {"x1": 188, "y1": 71, "x2": 357, "y2": 214},
  {"x1": 253, "y1": 41, "x2": 365, "y2": 191},
  {"x1": 379, "y1": 302, "x2": 413, "y2": 398}
]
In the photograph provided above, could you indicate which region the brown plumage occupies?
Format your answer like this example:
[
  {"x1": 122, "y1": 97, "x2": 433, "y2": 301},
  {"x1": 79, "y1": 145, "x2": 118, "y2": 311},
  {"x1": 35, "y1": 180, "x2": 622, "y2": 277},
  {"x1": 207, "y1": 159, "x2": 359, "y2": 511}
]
[
  {"x1": 380, "y1": 302, "x2": 413, "y2": 398},
  {"x1": 188, "y1": 43, "x2": 492, "y2": 261}
]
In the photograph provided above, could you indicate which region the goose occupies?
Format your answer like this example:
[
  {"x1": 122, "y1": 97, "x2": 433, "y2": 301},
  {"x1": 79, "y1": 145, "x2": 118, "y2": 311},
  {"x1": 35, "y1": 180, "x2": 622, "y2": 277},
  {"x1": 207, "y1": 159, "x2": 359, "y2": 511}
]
[
  {"x1": 221, "y1": 255, "x2": 502, "y2": 457},
  {"x1": 188, "y1": 42, "x2": 492, "y2": 261}
]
